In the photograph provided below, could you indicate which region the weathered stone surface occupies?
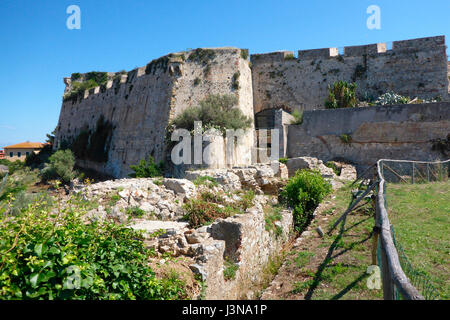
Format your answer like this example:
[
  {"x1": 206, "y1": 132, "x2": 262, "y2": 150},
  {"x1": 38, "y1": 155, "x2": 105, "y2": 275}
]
[
  {"x1": 287, "y1": 103, "x2": 450, "y2": 171},
  {"x1": 252, "y1": 36, "x2": 448, "y2": 114},
  {"x1": 54, "y1": 48, "x2": 254, "y2": 179},
  {"x1": 286, "y1": 156, "x2": 335, "y2": 178},
  {"x1": 162, "y1": 178, "x2": 196, "y2": 198}
]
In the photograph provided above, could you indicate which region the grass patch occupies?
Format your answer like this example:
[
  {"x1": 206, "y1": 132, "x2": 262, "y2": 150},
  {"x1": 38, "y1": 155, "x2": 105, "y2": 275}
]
[{"x1": 386, "y1": 181, "x2": 450, "y2": 299}]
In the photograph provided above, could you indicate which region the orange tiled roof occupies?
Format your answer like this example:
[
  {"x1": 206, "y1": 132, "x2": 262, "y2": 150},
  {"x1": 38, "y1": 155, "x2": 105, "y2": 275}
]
[{"x1": 4, "y1": 142, "x2": 44, "y2": 149}]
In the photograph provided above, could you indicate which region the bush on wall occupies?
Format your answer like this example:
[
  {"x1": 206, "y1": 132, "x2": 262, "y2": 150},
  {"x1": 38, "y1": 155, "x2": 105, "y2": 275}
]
[
  {"x1": 325, "y1": 81, "x2": 358, "y2": 109},
  {"x1": 171, "y1": 94, "x2": 252, "y2": 134}
]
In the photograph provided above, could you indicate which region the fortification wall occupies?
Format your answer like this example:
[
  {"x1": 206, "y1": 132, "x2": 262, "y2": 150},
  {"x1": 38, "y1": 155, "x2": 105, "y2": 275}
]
[
  {"x1": 54, "y1": 48, "x2": 254, "y2": 178},
  {"x1": 287, "y1": 102, "x2": 450, "y2": 170},
  {"x1": 251, "y1": 36, "x2": 449, "y2": 113}
]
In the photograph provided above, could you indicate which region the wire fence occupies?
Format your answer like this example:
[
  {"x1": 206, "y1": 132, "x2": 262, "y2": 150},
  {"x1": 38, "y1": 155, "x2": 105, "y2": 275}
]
[{"x1": 375, "y1": 159, "x2": 449, "y2": 300}]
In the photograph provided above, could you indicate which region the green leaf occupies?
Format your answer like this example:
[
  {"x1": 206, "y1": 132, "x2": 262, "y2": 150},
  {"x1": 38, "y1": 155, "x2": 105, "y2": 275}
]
[{"x1": 30, "y1": 273, "x2": 39, "y2": 288}]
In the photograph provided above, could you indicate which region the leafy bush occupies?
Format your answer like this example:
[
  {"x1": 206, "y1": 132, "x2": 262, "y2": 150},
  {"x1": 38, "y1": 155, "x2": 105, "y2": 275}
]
[
  {"x1": 171, "y1": 94, "x2": 252, "y2": 134},
  {"x1": 325, "y1": 81, "x2": 358, "y2": 109},
  {"x1": 0, "y1": 160, "x2": 25, "y2": 175},
  {"x1": 281, "y1": 169, "x2": 332, "y2": 232},
  {"x1": 126, "y1": 206, "x2": 146, "y2": 218},
  {"x1": 325, "y1": 161, "x2": 341, "y2": 176},
  {"x1": 291, "y1": 110, "x2": 303, "y2": 125},
  {"x1": 279, "y1": 158, "x2": 288, "y2": 165},
  {"x1": 223, "y1": 259, "x2": 239, "y2": 280},
  {"x1": 339, "y1": 134, "x2": 352, "y2": 144},
  {"x1": 182, "y1": 199, "x2": 229, "y2": 228},
  {"x1": 0, "y1": 199, "x2": 186, "y2": 300},
  {"x1": 41, "y1": 150, "x2": 75, "y2": 184},
  {"x1": 129, "y1": 156, "x2": 163, "y2": 178},
  {"x1": 374, "y1": 91, "x2": 410, "y2": 105}
]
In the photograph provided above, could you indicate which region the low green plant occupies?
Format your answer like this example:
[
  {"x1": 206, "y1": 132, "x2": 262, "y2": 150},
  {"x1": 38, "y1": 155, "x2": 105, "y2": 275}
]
[
  {"x1": 192, "y1": 175, "x2": 218, "y2": 187},
  {"x1": 171, "y1": 94, "x2": 252, "y2": 134},
  {"x1": 0, "y1": 197, "x2": 186, "y2": 300},
  {"x1": 325, "y1": 81, "x2": 358, "y2": 109},
  {"x1": 41, "y1": 150, "x2": 75, "y2": 184},
  {"x1": 284, "y1": 53, "x2": 295, "y2": 60},
  {"x1": 129, "y1": 156, "x2": 163, "y2": 178},
  {"x1": 223, "y1": 259, "x2": 239, "y2": 281},
  {"x1": 325, "y1": 161, "x2": 342, "y2": 176},
  {"x1": 279, "y1": 158, "x2": 288, "y2": 165},
  {"x1": 182, "y1": 199, "x2": 229, "y2": 228},
  {"x1": 264, "y1": 205, "x2": 283, "y2": 237},
  {"x1": 126, "y1": 206, "x2": 145, "y2": 218},
  {"x1": 291, "y1": 109, "x2": 303, "y2": 125},
  {"x1": 374, "y1": 91, "x2": 410, "y2": 105},
  {"x1": 339, "y1": 134, "x2": 352, "y2": 144},
  {"x1": 281, "y1": 169, "x2": 332, "y2": 232}
]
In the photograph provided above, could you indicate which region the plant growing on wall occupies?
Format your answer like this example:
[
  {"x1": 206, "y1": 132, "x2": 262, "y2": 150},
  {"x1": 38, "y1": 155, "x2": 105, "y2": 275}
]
[
  {"x1": 129, "y1": 156, "x2": 164, "y2": 178},
  {"x1": 325, "y1": 81, "x2": 358, "y2": 109},
  {"x1": 290, "y1": 110, "x2": 303, "y2": 125},
  {"x1": 171, "y1": 94, "x2": 252, "y2": 134},
  {"x1": 374, "y1": 91, "x2": 410, "y2": 105}
]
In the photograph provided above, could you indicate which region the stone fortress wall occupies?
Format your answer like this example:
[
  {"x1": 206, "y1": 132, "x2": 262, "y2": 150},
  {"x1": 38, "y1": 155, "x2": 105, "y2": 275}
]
[
  {"x1": 54, "y1": 36, "x2": 450, "y2": 177},
  {"x1": 251, "y1": 35, "x2": 449, "y2": 113},
  {"x1": 54, "y1": 48, "x2": 254, "y2": 178}
]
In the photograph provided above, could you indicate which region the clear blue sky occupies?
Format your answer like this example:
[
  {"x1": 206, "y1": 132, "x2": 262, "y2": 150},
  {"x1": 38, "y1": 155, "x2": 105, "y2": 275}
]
[{"x1": 0, "y1": 0, "x2": 449, "y2": 148}]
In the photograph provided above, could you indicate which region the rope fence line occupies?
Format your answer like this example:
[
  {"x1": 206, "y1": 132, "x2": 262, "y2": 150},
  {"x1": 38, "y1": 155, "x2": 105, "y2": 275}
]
[{"x1": 375, "y1": 159, "x2": 449, "y2": 300}]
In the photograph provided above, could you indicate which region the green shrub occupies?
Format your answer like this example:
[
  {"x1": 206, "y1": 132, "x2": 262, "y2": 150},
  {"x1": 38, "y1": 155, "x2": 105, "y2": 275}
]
[
  {"x1": 126, "y1": 206, "x2": 145, "y2": 218},
  {"x1": 41, "y1": 150, "x2": 75, "y2": 184},
  {"x1": 0, "y1": 160, "x2": 25, "y2": 175},
  {"x1": 279, "y1": 158, "x2": 288, "y2": 165},
  {"x1": 325, "y1": 81, "x2": 358, "y2": 109},
  {"x1": 339, "y1": 134, "x2": 352, "y2": 144},
  {"x1": 129, "y1": 156, "x2": 163, "y2": 178},
  {"x1": 240, "y1": 49, "x2": 249, "y2": 60},
  {"x1": 325, "y1": 161, "x2": 341, "y2": 176},
  {"x1": 0, "y1": 198, "x2": 186, "y2": 300},
  {"x1": 223, "y1": 259, "x2": 239, "y2": 280},
  {"x1": 192, "y1": 175, "x2": 218, "y2": 187},
  {"x1": 281, "y1": 169, "x2": 332, "y2": 232},
  {"x1": 182, "y1": 199, "x2": 229, "y2": 228},
  {"x1": 291, "y1": 110, "x2": 303, "y2": 125},
  {"x1": 171, "y1": 94, "x2": 252, "y2": 134},
  {"x1": 285, "y1": 53, "x2": 295, "y2": 60}
]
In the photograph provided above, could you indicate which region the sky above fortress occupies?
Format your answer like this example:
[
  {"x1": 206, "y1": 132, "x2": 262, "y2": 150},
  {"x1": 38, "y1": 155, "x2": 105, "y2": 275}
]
[{"x1": 0, "y1": 0, "x2": 449, "y2": 148}]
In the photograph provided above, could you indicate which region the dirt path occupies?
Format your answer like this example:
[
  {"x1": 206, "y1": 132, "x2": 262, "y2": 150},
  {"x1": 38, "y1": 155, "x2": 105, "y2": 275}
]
[{"x1": 261, "y1": 184, "x2": 383, "y2": 300}]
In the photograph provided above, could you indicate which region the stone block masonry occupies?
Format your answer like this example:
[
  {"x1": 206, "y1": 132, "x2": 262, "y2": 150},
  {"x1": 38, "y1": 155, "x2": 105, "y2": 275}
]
[
  {"x1": 251, "y1": 36, "x2": 449, "y2": 113},
  {"x1": 54, "y1": 48, "x2": 254, "y2": 178},
  {"x1": 287, "y1": 102, "x2": 450, "y2": 171}
]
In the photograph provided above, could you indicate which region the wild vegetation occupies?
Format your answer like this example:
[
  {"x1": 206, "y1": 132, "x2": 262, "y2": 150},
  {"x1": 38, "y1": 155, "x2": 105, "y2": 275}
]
[
  {"x1": 281, "y1": 169, "x2": 332, "y2": 232},
  {"x1": 0, "y1": 195, "x2": 187, "y2": 300},
  {"x1": 129, "y1": 156, "x2": 164, "y2": 178},
  {"x1": 386, "y1": 181, "x2": 450, "y2": 299},
  {"x1": 170, "y1": 94, "x2": 252, "y2": 134},
  {"x1": 325, "y1": 81, "x2": 358, "y2": 109}
]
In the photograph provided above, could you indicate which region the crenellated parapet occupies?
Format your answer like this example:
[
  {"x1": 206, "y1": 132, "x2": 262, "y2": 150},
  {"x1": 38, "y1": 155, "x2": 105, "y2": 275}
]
[{"x1": 251, "y1": 35, "x2": 449, "y2": 113}]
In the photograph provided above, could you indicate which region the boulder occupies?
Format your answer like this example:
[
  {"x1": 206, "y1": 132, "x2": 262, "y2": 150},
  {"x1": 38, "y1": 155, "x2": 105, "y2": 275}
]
[
  {"x1": 286, "y1": 157, "x2": 335, "y2": 178},
  {"x1": 162, "y1": 178, "x2": 197, "y2": 199}
]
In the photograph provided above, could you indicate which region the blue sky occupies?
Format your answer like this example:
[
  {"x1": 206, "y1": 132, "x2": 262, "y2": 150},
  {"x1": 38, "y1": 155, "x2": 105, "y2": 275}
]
[{"x1": 0, "y1": 0, "x2": 449, "y2": 148}]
